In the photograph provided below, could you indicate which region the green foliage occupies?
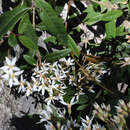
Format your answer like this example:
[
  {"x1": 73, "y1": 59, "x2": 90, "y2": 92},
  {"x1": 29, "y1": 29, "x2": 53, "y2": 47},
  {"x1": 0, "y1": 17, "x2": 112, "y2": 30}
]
[
  {"x1": 18, "y1": 14, "x2": 38, "y2": 51},
  {"x1": 23, "y1": 55, "x2": 37, "y2": 65},
  {"x1": 0, "y1": 0, "x2": 129, "y2": 129},
  {"x1": 0, "y1": 5, "x2": 29, "y2": 39},
  {"x1": 105, "y1": 20, "x2": 116, "y2": 39},
  {"x1": 35, "y1": 0, "x2": 80, "y2": 56},
  {"x1": 35, "y1": 0, "x2": 67, "y2": 45},
  {"x1": 8, "y1": 34, "x2": 18, "y2": 47},
  {"x1": 45, "y1": 48, "x2": 71, "y2": 62}
]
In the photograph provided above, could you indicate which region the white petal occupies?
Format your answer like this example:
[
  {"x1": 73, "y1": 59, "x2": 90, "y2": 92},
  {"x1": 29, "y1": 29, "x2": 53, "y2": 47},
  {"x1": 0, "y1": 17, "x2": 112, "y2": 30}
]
[
  {"x1": 12, "y1": 57, "x2": 16, "y2": 65},
  {"x1": 5, "y1": 57, "x2": 11, "y2": 65}
]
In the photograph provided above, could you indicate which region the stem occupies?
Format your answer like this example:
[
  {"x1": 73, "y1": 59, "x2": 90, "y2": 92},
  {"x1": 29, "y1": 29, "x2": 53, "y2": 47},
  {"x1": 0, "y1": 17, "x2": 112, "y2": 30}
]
[
  {"x1": 21, "y1": 0, "x2": 24, "y2": 5},
  {"x1": 71, "y1": 53, "x2": 115, "y2": 95},
  {"x1": 65, "y1": 0, "x2": 73, "y2": 29},
  {"x1": 32, "y1": 0, "x2": 35, "y2": 28}
]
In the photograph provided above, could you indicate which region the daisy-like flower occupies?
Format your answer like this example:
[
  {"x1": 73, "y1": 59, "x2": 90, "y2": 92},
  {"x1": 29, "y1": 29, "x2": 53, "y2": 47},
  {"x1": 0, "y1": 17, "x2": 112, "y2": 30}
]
[
  {"x1": 51, "y1": 68, "x2": 66, "y2": 83},
  {"x1": 1, "y1": 57, "x2": 20, "y2": 73},
  {"x1": 45, "y1": 93, "x2": 58, "y2": 106},
  {"x1": 92, "y1": 123, "x2": 106, "y2": 130},
  {"x1": 38, "y1": 80, "x2": 47, "y2": 96},
  {"x1": 60, "y1": 57, "x2": 75, "y2": 66},
  {"x1": 18, "y1": 75, "x2": 26, "y2": 93},
  {"x1": 1, "y1": 70, "x2": 23, "y2": 88},
  {"x1": 60, "y1": 96, "x2": 78, "y2": 115},
  {"x1": 40, "y1": 62, "x2": 50, "y2": 72},
  {"x1": 46, "y1": 80, "x2": 59, "y2": 94},
  {"x1": 26, "y1": 82, "x2": 33, "y2": 96},
  {"x1": 31, "y1": 76, "x2": 39, "y2": 92},
  {"x1": 81, "y1": 115, "x2": 95, "y2": 129}
]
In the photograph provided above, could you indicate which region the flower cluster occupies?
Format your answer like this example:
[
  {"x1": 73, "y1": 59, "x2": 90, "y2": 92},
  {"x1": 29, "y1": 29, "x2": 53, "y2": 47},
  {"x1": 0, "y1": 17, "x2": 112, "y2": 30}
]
[
  {"x1": 0, "y1": 56, "x2": 130, "y2": 130},
  {"x1": 93, "y1": 100, "x2": 130, "y2": 130},
  {"x1": 0, "y1": 56, "x2": 77, "y2": 106}
]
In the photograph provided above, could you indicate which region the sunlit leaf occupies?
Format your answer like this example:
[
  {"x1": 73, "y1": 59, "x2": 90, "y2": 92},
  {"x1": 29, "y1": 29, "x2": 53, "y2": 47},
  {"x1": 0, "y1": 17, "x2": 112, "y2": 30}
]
[{"x1": 105, "y1": 20, "x2": 116, "y2": 39}]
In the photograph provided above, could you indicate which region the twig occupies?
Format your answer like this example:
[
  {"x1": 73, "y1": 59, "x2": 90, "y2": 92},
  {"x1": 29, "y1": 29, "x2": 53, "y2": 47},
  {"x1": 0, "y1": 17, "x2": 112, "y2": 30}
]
[
  {"x1": 32, "y1": 0, "x2": 35, "y2": 28},
  {"x1": 65, "y1": 0, "x2": 73, "y2": 29},
  {"x1": 71, "y1": 53, "x2": 115, "y2": 95},
  {"x1": 21, "y1": 0, "x2": 24, "y2": 6}
]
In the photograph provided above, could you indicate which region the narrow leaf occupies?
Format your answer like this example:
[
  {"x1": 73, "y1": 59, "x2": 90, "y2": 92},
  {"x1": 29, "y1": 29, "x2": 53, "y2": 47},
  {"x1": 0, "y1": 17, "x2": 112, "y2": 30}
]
[
  {"x1": 18, "y1": 14, "x2": 38, "y2": 51},
  {"x1": 77, "y1": 104, "x2": 88, "y2": 111},
  {"x1": 44, "y1": 36, "x2": 57, "y2": 45},
  {"x1": 83, "y1": 6, "x2": 102, "y2": 25},
  {"x1": 19, "y1": 36, "x2": 38, "y2": 50},
  {"x1": 8, "y1": 34, "x2": 18, "y2": 47},
  {"x1": 35, "y1": 0, "x2": 68, "y2": 45},
  {"x1": 36, "y1": 22, "x2": 47, "y2": 30},
  {"x1": 24, "y1": 55, "x2": 37, "y2": 65},
  {"x1": 105, "y1": 20, "x2": 116, "y2": 39},
  {"x1": 102, "y1": 10, "x2": 123, "y2": 21},
  {"x1": 0, "y1": 5, "x2": 29, "y2": 39},
  {"x1": 45, "y1": 48, "x2": 71, "y2": 62},
  {"x1": 67, "y1": 35, "x2": 80, "y2": 57},
  {"x1": 35, "y1": 0, "x2": 80, "y2": 56},
  {"x1": 116, "y1": 25, "x2": 127, "y2": 36}
]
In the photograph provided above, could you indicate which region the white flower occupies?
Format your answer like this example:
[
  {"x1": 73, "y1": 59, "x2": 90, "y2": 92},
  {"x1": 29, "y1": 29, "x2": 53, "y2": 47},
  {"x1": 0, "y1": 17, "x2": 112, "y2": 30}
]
[
  {"x1": 40, "y1": 62, "x2": 50, "y2": 72},
  {"x1": 26, "y1": 82, "x2": 33, "y2": 96},
  {"x1": 45, "y1": 93, "x2": 58, "y2": 106},
  {"x1": 2, "y1": 70, "x2": 23, "y2": 88},
  {"x1": 60, "y1": 57, "x2": 75, "y2": 66},
  {"x1": 31, "y1": 76, "x2": 39, "y2": 92},
  {"x1": 38, "y1": 80, "x2": 47, "y2": 95},
  {"x1": 60, "y1": 96, "x2": 78, "y2": 114},
  {"x1": 92, "y1": 123, "x2": 106, "y2": 130},
  {"x1": 46, "y1": 80, "x2": 59, "y2": 94},
  {"x1": 51, "y1": 69, "x2": 66, "y2": 82},
  {"x1": 81, "y1": 115, "x2": 95, "y2": 129},
  {"x1": 1, "y1": 57, "x2": 20, "y2": 73},
  {"x1": 18, "y1": 75, "x2": 26, "y2": 93}
]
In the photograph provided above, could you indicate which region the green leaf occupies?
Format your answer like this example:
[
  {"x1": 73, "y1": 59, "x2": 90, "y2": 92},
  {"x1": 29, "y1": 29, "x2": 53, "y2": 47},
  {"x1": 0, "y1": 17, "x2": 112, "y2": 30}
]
[
  {"x1": 83, "y1": 6, "x2": 102, "y2": 25},
  {"x1": 0, "y1": 5, "x2": 29, "y2": 39},
  {"x1": 45, "y1": 48, "x2": 71, "y2": 62},
  {"x1": 23, "y1": 55, "x2": 37, "y2": 65},
  {"x1": 35, "y1": 0, "x2": 68, "y2": 45},
  {"x1": 116, "y1": 26, "x2": 126, "y2": 36},
  {"x1": 36, "y1": 22, "x2": 47, "y2": 30},
  {"x1": 84, "y1": 6, "x2": 123, "y2": 25},
  {"x1": 27, "y1": 49, "x2": 36, "y2": 57},
  {"x1": 8, "y1": 34, "x2": 18, "y2": 47},
  {"x1": 44, "y1": 36, "x2": 57, "y2": 45},
  {"x1": 102, "y1": 10, "x2": 123, "y2": 21},
  {"x1": 77, "y1": 95, "x2": 88, "y2": 104},
  {"x1": 63, "y1": 87, "x2": 76, "y2": 103},
  {"x1": 105, "y1": 20, "x2": 116, "y2": 39},
  {"x1": 35, "y1": 0, "x2": 80, "y2": 57},
  {"x1": 18, "y1": 14, "x2": 38, "y2": 51},
  {"x1": 77, "y1": 104, "x2": 88, "y2": 111},
  {"x1": 19, "y1": 36, "x2": 38, "y2": 50},
  {"x1": 67, "y1": 35, "x2": 80, "y2": 57}
]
